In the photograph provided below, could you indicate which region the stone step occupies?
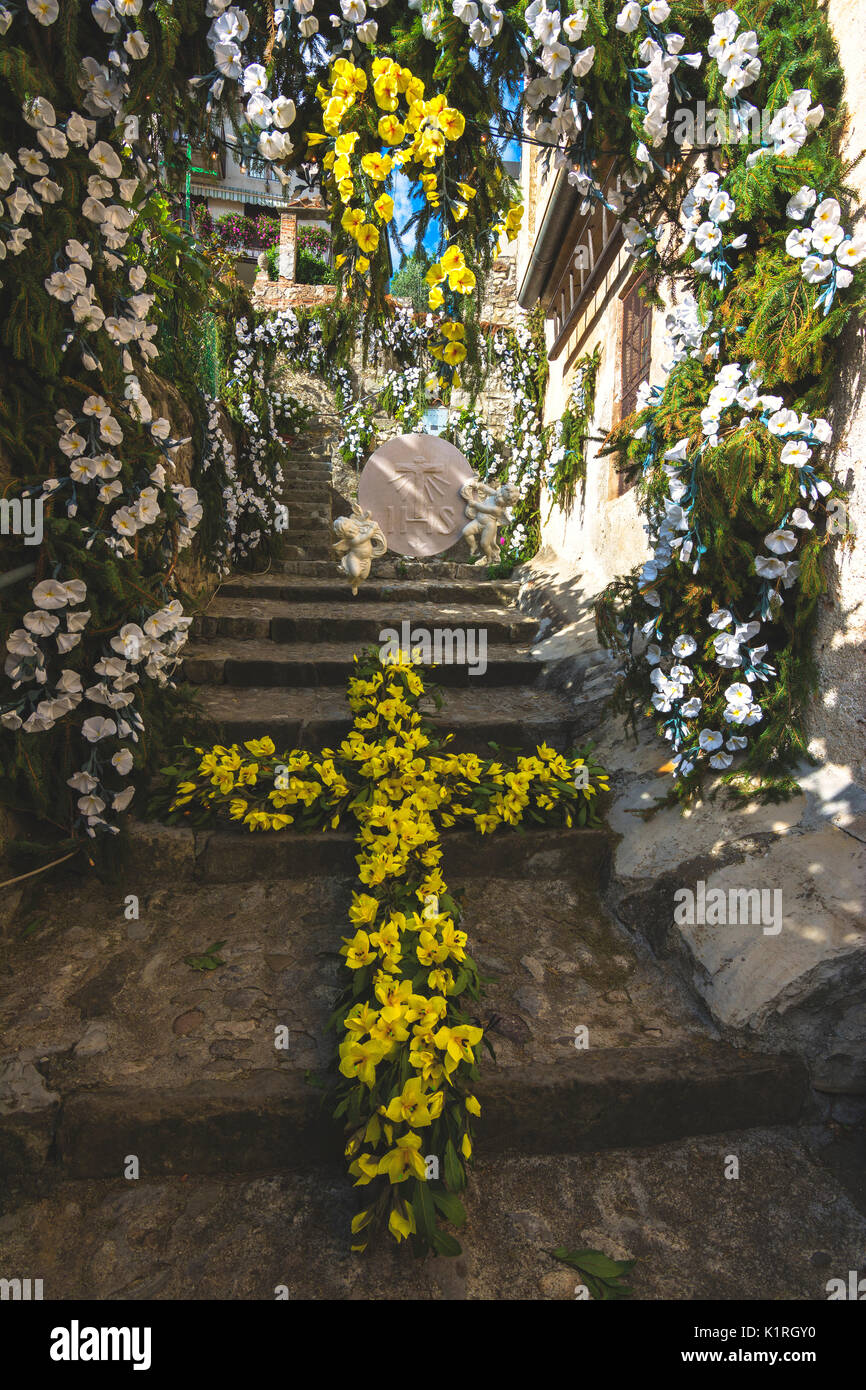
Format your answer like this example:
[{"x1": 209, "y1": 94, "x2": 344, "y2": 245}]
[
  {"x1": 3, "y1": 1128, "x2": 863, "y2": 1299},
  {"x1": 193, "y1": 685, "x2": 588, "y2": 752},
  {"x1": 26, "y1": 1045, "x2": 805, "y2": 1182},
  {"x1": 279, "y1": 559, "x2": 503, "y2": 580},
  {"x1": 126, "y1": 823, "x2": 612, "y2": 886},
  {"x1": 191, "y1": 598, "x2": 537, "y2": 646},
  {"x1": 279, "y1": 545, "x2": 333, "y2": 560},
  {"x1": 218, "y1": 576, "x2": 520, "y2": 604},
  {"x1": 182, "y1": 639, "x2": 542, "y2": 687}
]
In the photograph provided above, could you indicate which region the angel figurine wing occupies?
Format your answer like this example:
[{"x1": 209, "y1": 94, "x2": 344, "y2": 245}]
[{"x1": 459, "y1": 477, "x2": 497, "y2": 517}]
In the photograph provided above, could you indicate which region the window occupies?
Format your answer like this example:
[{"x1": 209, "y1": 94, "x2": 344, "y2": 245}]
[
  {"x1": 613, "y1": 278, "x2": 653, "y2": 496},
  {"x1": 620, "y1": 278, "x2": 652, "y2": 418}
]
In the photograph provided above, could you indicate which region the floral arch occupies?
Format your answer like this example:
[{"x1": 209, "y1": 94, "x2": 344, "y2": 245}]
[{"x1": 0, "y1": 0, "x2": 862, "y2": 826}]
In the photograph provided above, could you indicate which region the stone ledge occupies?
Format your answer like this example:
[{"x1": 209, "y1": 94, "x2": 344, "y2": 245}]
[
  {"x1": 126, "y1": 821, "x2": 613, "y2": 888},
  {"x1": 4, "y1": 1043, "x2": 805, "y2": 1180}
]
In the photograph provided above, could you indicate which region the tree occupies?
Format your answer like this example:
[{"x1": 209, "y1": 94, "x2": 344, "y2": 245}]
[{"x1": 389, "y1": 253, "x2": 430, "y2": 312}]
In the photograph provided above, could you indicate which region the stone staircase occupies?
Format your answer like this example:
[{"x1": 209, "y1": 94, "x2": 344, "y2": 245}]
[{"x1": 2, "y1": 450, "x2": 863, "y2": 1299}]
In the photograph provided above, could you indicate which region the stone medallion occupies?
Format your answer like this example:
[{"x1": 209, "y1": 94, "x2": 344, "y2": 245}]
[{"x1": 357, "y1": 433, "x2": 475, "y2": 557}]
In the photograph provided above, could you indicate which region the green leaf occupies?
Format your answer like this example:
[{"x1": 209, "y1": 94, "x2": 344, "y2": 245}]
[
  {"x1": 444, "y1": 1139, "x2": 466, "y2": 1192},
  {"x1": 431, "y1": 1229, "x2": 462, "y2": 1257},
  {"x1": 411, "y1": 1178, "x2": 437, "y2": 1248},
  {"x1": 431, "y1": 1188, "x2": 467, "y2": 1228}
]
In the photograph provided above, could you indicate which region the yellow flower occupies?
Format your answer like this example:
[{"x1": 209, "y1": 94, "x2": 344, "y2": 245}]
[
  {"x1": 373, "y1": 73, "x2": 400, "y2": 111},
  {"x1": 465, "y1": 1094, "x2": 481, "y2": 1117},
  {"x1": 341, "y1": 930, "x2": 376, "y2": 969},
  {"x1": 442, "y1": 340, "x2": 467, "y2": 365},
  {"x1": 383, "y1": 1077, "x2": 444, "y2": 1128},
  {"x1": 428, "y1": 286, "x2": 444, "y2": 309},
  {"x1": 338, "y1": 1037, "x2": 387, "y2": 1087},
  {"x1": 378, "y1": 114, "x2": 406, "y2": 144},
  {"x1": 356, "y1": 256, "x2": 370, "y2": 273},
  {"x1": 349, "y1": 893, "x2": 379, "y2": 926},
  {"x1": 361, "y1": 151, "x2": 393, "y2": 181},
  {"x1": 355, "y1": 222, "x2": 380, "y2": 254},
  {"x1": 374, "y1": 192, "x2": 394, "y2": 222},
  {"x1": 388, "y1": 1200, "x2": 416, "y2": 1242},
  {"x1": 377, "y1": 1131, "x2": 427, "y2": 1183},
  {"x1": 439, "y1": 244, "x2": 464, "y2": 275},
  {"x1": 433, "y1": 1022, "x2": 484, "y2": 1074},
  {"x1": 341, "y1": 206, "x2": 365, "y2": 235},
  {"x1": 461, "y1": 1133, "x2": 472, "y2": 1159},
  {"x1": 243, "y1": 736, "x2": 275, "y2": 757},
  {"x1": 335, "y1": 132, "x2": 360, "y2": 154},
  {"x1": 448, "y1": 264, "x2": 476, "y2": 294},
  {"x1": 440, "y1": 107, "x2": 466, "y2": 140}
]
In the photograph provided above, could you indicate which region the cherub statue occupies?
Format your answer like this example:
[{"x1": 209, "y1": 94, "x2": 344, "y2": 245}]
[
  {"x1": 459, "y1": 479, "x2": 520, "y2": 562},
  {"x1": 332, "y1": 504, "x2": 387, "y2": 596}
]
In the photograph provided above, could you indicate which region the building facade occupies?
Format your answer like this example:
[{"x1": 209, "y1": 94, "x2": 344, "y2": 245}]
[{"x1": 515, "y1": 0, "x2": 866, "y2": 778}]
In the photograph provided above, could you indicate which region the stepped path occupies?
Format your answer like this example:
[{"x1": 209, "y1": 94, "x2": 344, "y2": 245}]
[{"x1": 1, "y1": 450, "x2": 865, "y2": 1299}]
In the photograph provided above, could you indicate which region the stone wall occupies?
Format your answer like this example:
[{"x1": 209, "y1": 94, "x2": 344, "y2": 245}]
[
  {"x1": 808, "y1": 0, "x2": 866, "y2": 780},
  {"x1": 250, "y1": 209, "x2": 338, "y2": 313}
]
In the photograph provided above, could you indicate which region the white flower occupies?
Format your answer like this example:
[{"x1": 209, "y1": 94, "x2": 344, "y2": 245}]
[
  {"x1": 811, "y1": 223, "x2": 844, "y2": 255},
  {"x1": 780, "y1": 439, "x2": 812, "y2": 468},
  {"x1": 754, "y1": 555, "x2": 786, "y2": 579},
  {"x1": 698, "y1": 729, "x2": 723, "y2": 752},
  {"x1": 37, "y1": 126, "x2": 68, "y2": 159},
  {"x1": 27, "y1": 0, "x2": 59, "y2": 23},
  {"x1": 32, "y1": 579, "x2": 71, "y2": 609},
  {"x1": 764, "y1": 528, "x2": 797, "y2": 555},
  {"x1": 724, "y1": 682, "x2": 752, "y2": 705},
  {"x1": 681, "y1": 697, "x2": 702, "y2": 717},
  {"x1": 124, "y1": 30, "x2": 149, "y2": 59},
  {"x1": 812, "y1": 196, "x2": 841, "y2": 229},
  {"x1": 541, "y1": 41, "x2": 571, "y2": 79},
  {"x1": 713, "y1": 632, "x2": 741, "y2": 666},
  {"x1": 800, "y1": 254, "x2": 839, "y2": 283},
  {"x1": 786, "y1": 186, "x2": 817, "y2": 221},
  {"x1": 88, "y1": 140, "x2": 123, "y2": 179},
  {"x1": 34, "y1": 177, "x2": 63, "y2": 203},
  {"x1": 112, "y1": 748, "x2": 134, "y2": 775},
  {"x1": 695, "y1": 221, "x2": 722, "y2": 253},
  {"x1": 271, "y1": 96, "x2": 296, "y2": 128},
  {"x1": 708, "y1": 191, "x2": 735, "y2": 223},
  {"x1": 82, "y1": 716, "x2": 117, "y2": 742},
  {"x1": 23, "y1": 610, "x2": 59, "y2": 636},
  {"x1": 836, "y1": 236, "x2": 866, "y2": 268},
  {"x1": 786, "y1": 228, "x2": 812, "y2": 258},
  {"x1": 789, "y1": 507, "x2": 814, "y2": 530},
  {"x1": 563, "y1": 9, "x2": 587, "y2": 41},
  {"x1": 616, "y1": 1, "x2": 641, "y2": 33},
  {"x1": 113, "y1": 786, "x2": 136, "y2": 811},
  {"x1": 572, "y1": 45, "x2": 595, "y2": 78},
  {"x1": 707, "y1": 609, "x2": 732, "y2": 629},
  {"x1": 341, "y1": 0, "x2": 366, "y2": 19},
  {"x1": 709, "y1": 751, "x2": 733, "y2": 769},
  {"x1": 92, "y1": 0, "x2": 119, "y2": 30},
  {"x1": 672, "y1": 634, "x2": 697, "y2": 657}
]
